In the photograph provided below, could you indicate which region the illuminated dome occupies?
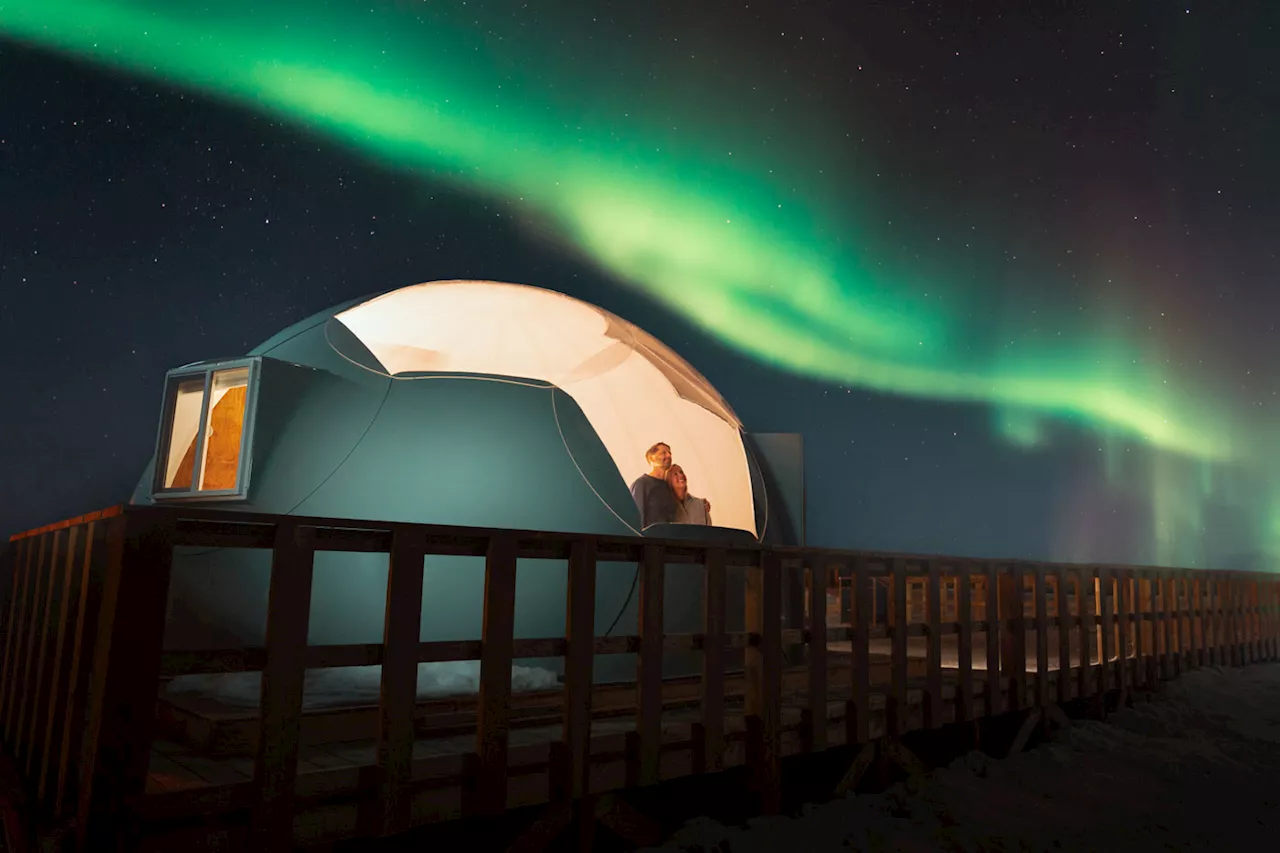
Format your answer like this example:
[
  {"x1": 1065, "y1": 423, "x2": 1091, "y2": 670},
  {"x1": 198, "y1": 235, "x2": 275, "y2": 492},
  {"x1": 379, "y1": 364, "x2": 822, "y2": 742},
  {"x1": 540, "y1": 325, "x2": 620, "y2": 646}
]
[
  {"x1": 332, "y1": 280, "x2": 756, "y2": 534},
  {"x1": 131, "y1": 279, "x2": 796, "y2": 672}
]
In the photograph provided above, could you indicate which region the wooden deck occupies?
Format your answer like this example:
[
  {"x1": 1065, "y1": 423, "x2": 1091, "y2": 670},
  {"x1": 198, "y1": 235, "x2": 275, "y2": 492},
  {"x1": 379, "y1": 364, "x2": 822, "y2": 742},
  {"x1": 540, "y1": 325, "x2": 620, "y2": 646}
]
[
  {"x1": 137, "y1": 666, "x2": 1068, "y2": 851},
  {"x1": 149, "y1": 636, "x2": 1084, "y2": 758},
  {"x1": 1, "y1": 505, "x2": 1277, "y2": 852}
]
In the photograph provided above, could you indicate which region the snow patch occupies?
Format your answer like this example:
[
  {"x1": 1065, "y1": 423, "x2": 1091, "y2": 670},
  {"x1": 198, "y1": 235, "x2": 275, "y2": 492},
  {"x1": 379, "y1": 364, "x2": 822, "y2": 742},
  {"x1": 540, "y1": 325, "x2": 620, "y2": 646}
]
[{"x1": 642, "y1": 664, "x2": 1280, "y2": 852}]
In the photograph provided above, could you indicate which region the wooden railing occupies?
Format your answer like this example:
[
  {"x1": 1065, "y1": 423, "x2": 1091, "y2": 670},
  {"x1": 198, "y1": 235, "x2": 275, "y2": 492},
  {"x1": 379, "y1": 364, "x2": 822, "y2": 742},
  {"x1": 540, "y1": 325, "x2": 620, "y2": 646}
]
[
  {"x1": 2, "y1": 504, "x2": 1278, "y2": 851},
  {"x1": 1, "y1": 508, "x2": 120, "y2": 849}
]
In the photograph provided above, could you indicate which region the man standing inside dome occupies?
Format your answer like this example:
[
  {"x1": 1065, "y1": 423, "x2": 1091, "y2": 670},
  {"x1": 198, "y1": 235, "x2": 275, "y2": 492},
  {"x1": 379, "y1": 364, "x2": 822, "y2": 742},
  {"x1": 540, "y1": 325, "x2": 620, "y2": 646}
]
[{"x1": 631, "y1": 442, "x2": 678, "y2": 529}]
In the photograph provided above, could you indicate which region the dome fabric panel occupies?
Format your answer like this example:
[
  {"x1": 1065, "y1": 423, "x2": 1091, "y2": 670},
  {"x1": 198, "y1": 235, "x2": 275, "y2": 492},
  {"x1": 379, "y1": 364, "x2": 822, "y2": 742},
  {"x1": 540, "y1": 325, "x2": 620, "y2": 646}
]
[{"x1": 334, "y1": 280, "x2": 757, "y2": 535}]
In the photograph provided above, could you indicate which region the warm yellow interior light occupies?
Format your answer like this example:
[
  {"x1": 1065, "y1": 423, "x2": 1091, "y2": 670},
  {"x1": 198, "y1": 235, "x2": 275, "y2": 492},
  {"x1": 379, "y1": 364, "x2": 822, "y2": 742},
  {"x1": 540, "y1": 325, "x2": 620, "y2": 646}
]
[
  {"x1": 164, "y1": 366, "x2": 251, "y2": 492},
  {"x1": 335, "y1": 281, "x2": 758, "y2": 535}
]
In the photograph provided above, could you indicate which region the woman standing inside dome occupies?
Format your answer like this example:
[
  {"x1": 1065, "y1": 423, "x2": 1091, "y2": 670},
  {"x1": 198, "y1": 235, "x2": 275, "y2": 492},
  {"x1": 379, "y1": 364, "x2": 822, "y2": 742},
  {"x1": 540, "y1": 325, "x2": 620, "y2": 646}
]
[{"x1": 666, "y1": 464, "x2": 712, "y2": 526}]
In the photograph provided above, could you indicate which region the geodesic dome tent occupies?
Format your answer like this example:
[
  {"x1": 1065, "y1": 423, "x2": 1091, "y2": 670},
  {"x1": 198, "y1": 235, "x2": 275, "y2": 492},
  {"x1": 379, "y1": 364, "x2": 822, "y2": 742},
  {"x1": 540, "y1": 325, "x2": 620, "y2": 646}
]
[{"x1": 131, "y1": 280, "x2": 800, "y2": 684}]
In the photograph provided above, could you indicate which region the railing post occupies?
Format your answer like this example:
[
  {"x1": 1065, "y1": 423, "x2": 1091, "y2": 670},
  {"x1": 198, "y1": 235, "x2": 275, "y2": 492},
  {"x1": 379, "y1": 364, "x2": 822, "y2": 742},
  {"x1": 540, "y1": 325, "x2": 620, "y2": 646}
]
[
  {"x1": 999, "y1": 565, "x2": 1026, "y2": 711},
  {"x1": 955, "y1": 562, "x2": 973, "y2": 723},
  {"x1": 1271, "y1": 579, "x2": 1280, "y2": 662},
  {"x1": 24, "y1": 529, "x2": 71, "y2": 777},
  {"x1": 1191, "y1": 574, "x2": 1205, "y2": 669},
  {"x1": 76, "y1": 512, "x2": 174, "y2": 852},
  {"x1": 631, "y1": 544, "x2": 665, "y2": 788},
  {"x1": 17, "y1": 529, "x2": 60, "y2": 763},
  {"x1": 1233, "y1": 576, "x2": 1243, "y2": 665},
  {"x1": 471, "y1": 534, "x2": 518, "y2": 816},
  {"x1": 0, "y1": 535, "x2": 33, "y2": 742},
  {"x1": 1260, "y1": 578, "x2": 1270, "y2": 662},
  {"x1": 1097, "y1": 569, "x2": 1114, "y2": 694},
  {"x1": 32, "y1": 524, "x2": 84, "y2": 808},
  {"x1": 1223, "y1": 574, "x2": 1233, "y2": 666},
  {"x1": 838, "y1": 566, "x2": 853, "y2": 626},
  {"x1": 1255, "y1": 578, "x2": 1264, "y2": 662},
  {"x1": 1077, "y1": 568, "x2": 1096, "y2": 700},
  {"x1": 1149, "y1": 571, "x2": 1161, "y2": 679},
  {"x1": 1243, "y1": 577, "x2": 1254, "y2": 664},
  {"x1": 1033, "y1": 567, "x2": 1049, "y2": 707},
  {"x1": 1133, "y1": 571, "x2": 1149, "y2": 687},
  {"x1": 981, "y1": 564, "x2": 1000, "y2": 716},
  {"x1": 848, "y1": 558, "x2": 872, "y2": 745},
  {"x1": 744, "y1": 549, "x2": 781, "y2": 814},
  {"x1": 1055, "y1": 566, "x2": 1071, "y2": 704},
  {"x1": 1226, "y1": 575, "x2": 1239, "y2": 666},
  {"x1": 803, "y1": 553, "x2": 828, "y2": 752},
  {"x1": 1142, "y1": 571, "x2": 1155, "y2": 681},
  {"x1": 1174, "y1": 574, "x2": 1184, "y2": 670},
  {"x1": 1234, "y1": 575, "x2": 1245, "y2": 665},
  {"x1": 1118, "y1": 571, "x2": 1135, "y2": 690},
  {"x1": 1218, "y1": 571, "x2": 1228, "y2": 666},
  {"x1": 374, "y1": 526, "x2": 427, "y2": 837},
  {"x1": 1240, "y1": 575, "x2": 1250, "y2": 664},
  {"x1": 924, "y1": 562, "x2": 943, "y2": 728},
  {"x1": 888, "y1": 559, "x2": 909, "y2": 735},
  {"x1": 697, "y1": 548, "x2": 726, "y2": 773},
  {"x1": 1184, "y1": 574, "x2": 1193, "y2": 669},
  {"x1": 784, "y1": 556, "x2": 807, "y2": 667},
  {"x1": 1206, "y1": 575, "x2": 1220, "y2": 667},
  {"x1": 560, "y1": 538, "x2": 597, "y2": 802},
  {"x1": 1249, "y1": 579, "x2": 1262, "y2": 663},
  {"x1": 1235, "y1": 574, "x2": 1245, "y2": 665},
  {"x1": 1268, "y1": 580, "x2": 1279, "y2": 662},
  {"x1": 5, "y1": 532, "x2": 46, "y2": 742},
  {"x1": 1167, "y1": 571, "x2": 1182, "y2": 676},
  {"x1": 52, "y1": 520, "x2": 108, "y2": 823},
  {"x1": 1219, "y1": 575, "x2": 1230, "y2": 666},
  {"x1": 248, "y1": 522, "x2": 317, "y2": 852}
]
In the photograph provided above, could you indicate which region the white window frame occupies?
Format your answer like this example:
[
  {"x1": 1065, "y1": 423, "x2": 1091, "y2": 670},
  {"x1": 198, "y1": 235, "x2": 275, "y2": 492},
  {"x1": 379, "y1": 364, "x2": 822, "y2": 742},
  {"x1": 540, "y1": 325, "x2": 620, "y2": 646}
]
[{"x1": 150, "y1": 356, "x2": 262, "y2": 501}]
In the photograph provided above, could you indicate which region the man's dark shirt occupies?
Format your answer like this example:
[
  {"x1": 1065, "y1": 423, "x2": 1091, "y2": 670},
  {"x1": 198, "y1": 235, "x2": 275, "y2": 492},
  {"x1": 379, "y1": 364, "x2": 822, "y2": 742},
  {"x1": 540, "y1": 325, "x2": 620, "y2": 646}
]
[{"x1": 630, "y1": 473, "x2": 677, "y2": 528}]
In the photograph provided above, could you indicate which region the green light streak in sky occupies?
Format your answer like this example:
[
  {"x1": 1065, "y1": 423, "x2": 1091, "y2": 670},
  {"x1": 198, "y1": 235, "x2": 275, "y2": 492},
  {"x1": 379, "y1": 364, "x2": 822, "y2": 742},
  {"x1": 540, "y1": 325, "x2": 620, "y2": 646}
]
[
  {"x1": 2, "y1": 0, "x2": 1246, "y2": 466},
  {"x1": 8, "y1": 0, "x2": 1277, "y2": 571}
]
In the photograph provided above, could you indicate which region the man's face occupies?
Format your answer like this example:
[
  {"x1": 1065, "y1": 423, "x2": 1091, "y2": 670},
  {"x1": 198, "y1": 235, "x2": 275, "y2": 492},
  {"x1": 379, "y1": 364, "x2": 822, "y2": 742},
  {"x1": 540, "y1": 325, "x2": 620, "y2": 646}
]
[{"x1": 648, "y1": 444, "x2": 672, "y2": 470}]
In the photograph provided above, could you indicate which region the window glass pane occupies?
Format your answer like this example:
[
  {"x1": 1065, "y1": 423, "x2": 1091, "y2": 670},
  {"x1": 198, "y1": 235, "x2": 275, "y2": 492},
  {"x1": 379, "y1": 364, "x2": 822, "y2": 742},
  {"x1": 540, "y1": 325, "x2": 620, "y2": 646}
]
[
  {"x1": 198, "y1": 366, "x2": 251, "y2": 491},
  {"x1": 163, "y1": 376, "x2": 207, "y2": 489}
]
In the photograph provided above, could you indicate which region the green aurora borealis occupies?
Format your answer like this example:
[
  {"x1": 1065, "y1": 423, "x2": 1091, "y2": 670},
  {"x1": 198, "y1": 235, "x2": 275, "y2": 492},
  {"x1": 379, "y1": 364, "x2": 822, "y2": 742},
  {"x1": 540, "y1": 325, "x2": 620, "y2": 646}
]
[{"x1": 3, "y1": 0, "x2": 1276, "y2": 568}]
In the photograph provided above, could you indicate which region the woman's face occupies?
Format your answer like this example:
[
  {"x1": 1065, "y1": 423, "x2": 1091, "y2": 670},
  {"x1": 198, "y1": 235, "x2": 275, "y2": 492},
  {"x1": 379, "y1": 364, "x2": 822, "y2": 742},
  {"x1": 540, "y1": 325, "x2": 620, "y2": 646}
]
[{"x1": 668, "y1": 465, "x2": 688, "y2": 499}]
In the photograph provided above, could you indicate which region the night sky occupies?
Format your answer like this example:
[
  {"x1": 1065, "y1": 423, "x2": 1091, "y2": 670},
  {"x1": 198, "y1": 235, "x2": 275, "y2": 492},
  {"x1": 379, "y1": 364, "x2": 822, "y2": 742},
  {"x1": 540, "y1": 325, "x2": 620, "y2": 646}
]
[{"x1": 2, "y1": 1, "x2": 1278, "y2": 571}]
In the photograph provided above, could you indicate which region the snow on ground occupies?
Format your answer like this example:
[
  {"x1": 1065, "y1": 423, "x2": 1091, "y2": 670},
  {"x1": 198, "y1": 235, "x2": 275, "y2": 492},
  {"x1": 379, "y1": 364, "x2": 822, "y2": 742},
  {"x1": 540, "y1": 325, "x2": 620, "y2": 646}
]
[
  {"x1": 165, "y1": 662, "x2": 561, "y2": 709},
  {"x1": 645, "y1": 664, "x2": 1280, "y2": 853}
]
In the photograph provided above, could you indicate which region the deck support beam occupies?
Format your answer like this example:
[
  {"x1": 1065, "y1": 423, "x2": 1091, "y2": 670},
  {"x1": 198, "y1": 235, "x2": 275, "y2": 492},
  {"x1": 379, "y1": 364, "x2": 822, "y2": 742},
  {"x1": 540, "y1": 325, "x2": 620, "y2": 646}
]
[
  {"x1": 880, "y1": 738, "x2": 929, "y2": 778},
  {"x1": 832, "y1": 736, "x2": 928, "y2": 798},
  {"x1": 832, "y1": 741, "x2": 878, "y2": 796},
  {"x1": 1007, "y1": 709, "x2": 1043, "y2": 757}
]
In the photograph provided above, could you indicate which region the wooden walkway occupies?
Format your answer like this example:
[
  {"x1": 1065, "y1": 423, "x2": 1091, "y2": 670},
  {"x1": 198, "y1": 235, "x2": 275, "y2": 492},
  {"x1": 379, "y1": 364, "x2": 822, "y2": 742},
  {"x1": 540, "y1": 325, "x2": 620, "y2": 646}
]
[
  {"x1": 1, "y1": 505, "x2": 1277, "y2": 852},
  {"x1": 138, "y1": 667, "x2": 1050, "y2": 850}
]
